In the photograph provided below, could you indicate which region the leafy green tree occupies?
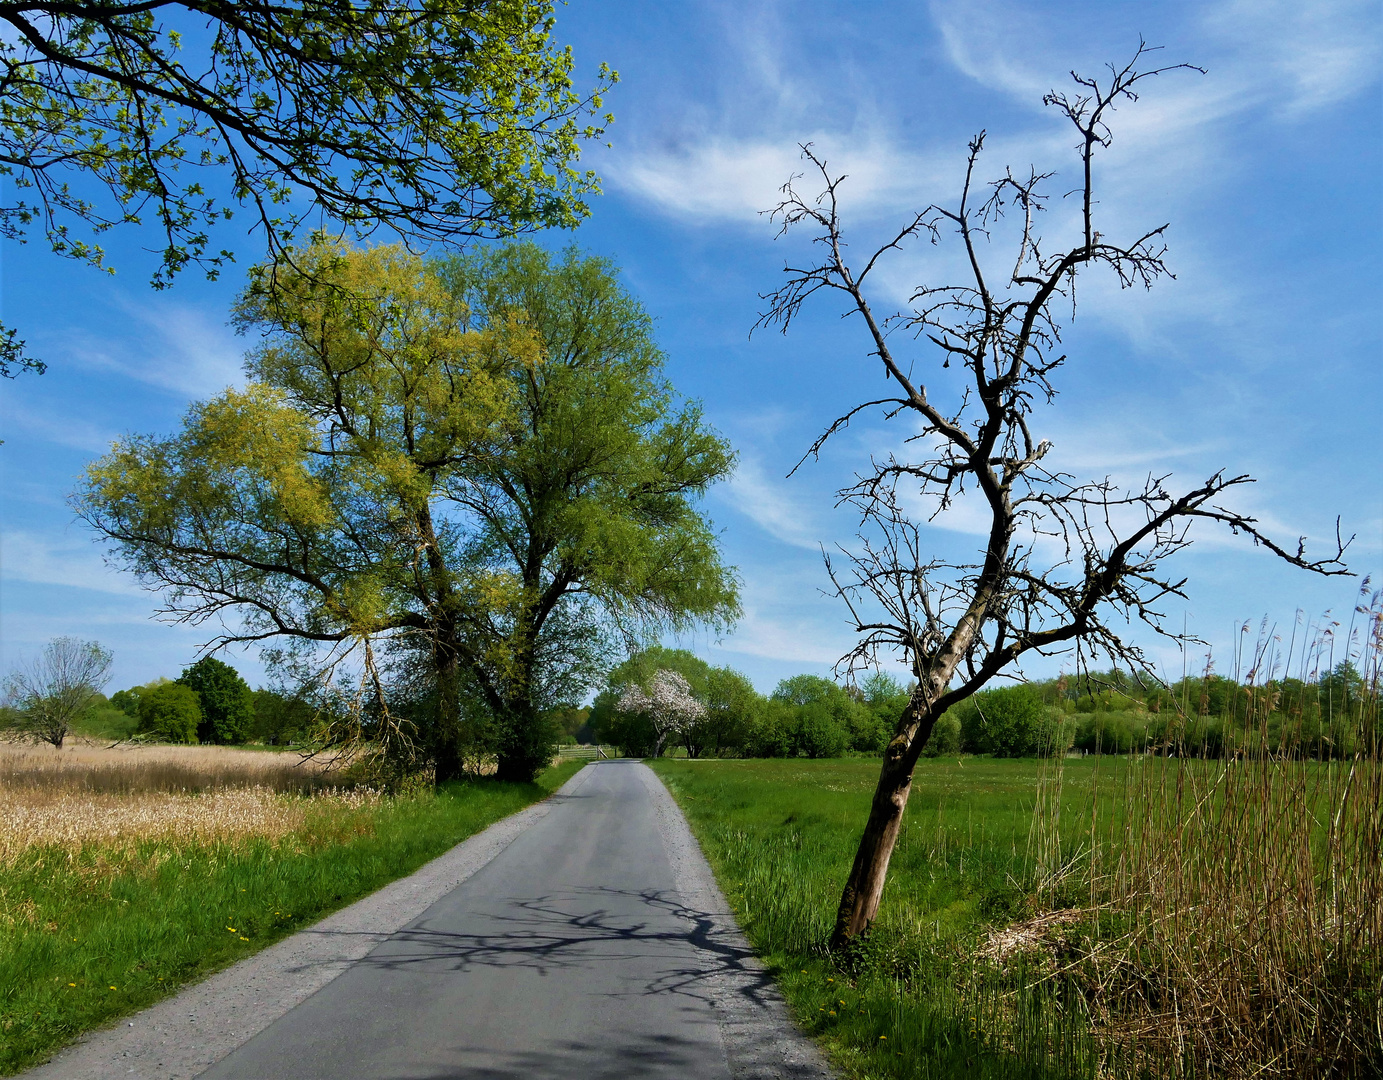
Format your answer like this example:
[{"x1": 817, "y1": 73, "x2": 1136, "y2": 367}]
[
  {"x1": 956, "y1": 684, "x2": 1045, "y2": 757},
  {"x1": 702, "y1": 667, "x2": 762, "y2": 756},
  {"x1": 109, "y1": 678, "x2": 169, "y2": 719},
  {"x1": 0, "y1": 0, "x2": 614, "y2": 378},
  {"x1": 771, "y1": 674, "x2": 855, "y2": 758},
  {"x1": 177, "y1": 656, "x2": 253, "y2": 744},
  {"x1": 1, "y1": 637, "x2": 113, "y2": 748},
  {"x1": 137, "y1": 682, "x2": 201, "y2": 743},
  {"x1": 78, "y1": 240, "x2": 738, "y2": 782},
  {"x1": 250, "y1": 688, "x2": 315, "y2": 745}
]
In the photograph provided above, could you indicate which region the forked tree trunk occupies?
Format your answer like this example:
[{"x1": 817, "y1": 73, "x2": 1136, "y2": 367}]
[{"x1": 830, "y1": 703, "x2": 939, "y2": 949}]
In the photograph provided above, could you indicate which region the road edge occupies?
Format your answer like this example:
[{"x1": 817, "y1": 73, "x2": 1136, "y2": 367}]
[
  {"x1": 635, "y1": 762, "x2": 835, "y2": 1079},
  {"x1": 18, "y1": 765, "x2": 598, "y2": 1080}
]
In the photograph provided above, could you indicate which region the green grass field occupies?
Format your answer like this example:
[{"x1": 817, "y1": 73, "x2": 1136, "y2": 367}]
[
  {"x1": 651, "y1": 757, "x2": 1132, "y2": 1080},
  {"x1": 651, "y1": 754, "x2": 1380, "y2": 1080},
  {"x1": 0, "y1": 761, "x2": 583, "y2": 1074}
]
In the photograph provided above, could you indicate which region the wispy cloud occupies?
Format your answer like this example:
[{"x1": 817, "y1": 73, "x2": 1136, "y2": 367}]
[
  {"x1": 0, "y1": 530, "x2": 143, "y2": 596},
  {"x1": 719, "y1": 452, "x2": 828, "y2": 549},
  {"x1": 0, "y1": 401, "x2": 120, "y2": 454},
  {"x1": 63, "y1": 295, "x2": 244, "y2": 398}
]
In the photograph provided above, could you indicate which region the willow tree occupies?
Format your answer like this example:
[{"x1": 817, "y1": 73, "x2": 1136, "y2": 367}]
[
  {"x1": 0, "y1": 0, "x2": 614, "y2": 377},
  {"x1": 759, "y1": 46, "x2": 1349, "y2": 949},
  {"x1": 77, "y1": 239, "x2": 738, "y2": 781}
]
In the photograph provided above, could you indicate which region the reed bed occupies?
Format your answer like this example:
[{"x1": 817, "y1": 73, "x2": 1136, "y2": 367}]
[
  {"x1": 0, "y1": 739, "x2": 337, "y2": 795},
  {"x1": 1027, "y1": 598, "x2": 1383, "y2": 1078}
]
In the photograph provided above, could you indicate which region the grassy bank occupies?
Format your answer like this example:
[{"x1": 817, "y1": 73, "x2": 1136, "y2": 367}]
[
  {"x1": 651, "y1": 756, "x2": 1379, "y2": 1079},
  {"x1": 0, "y1": 758, "x2": 583, "y2": 1074}
]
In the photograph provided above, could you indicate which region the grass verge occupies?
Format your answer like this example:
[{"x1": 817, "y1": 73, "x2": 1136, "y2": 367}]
[
  {"x1": 650, "y1": 757, "x2": 1102, "y2": 1080},
  {"x1": 0, "y1": 760, "x2": 583, "y2": 1074}
]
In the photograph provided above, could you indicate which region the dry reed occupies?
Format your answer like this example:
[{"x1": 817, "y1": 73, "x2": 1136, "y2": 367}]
[
  {"x1": 0, "y1": 739, "x2": 336, "y2": 795},
  {"x1": 0, "y1": 740, "x2": 378, "y2": 866},
  {"x1": 1033, "y1": 596, "x2": 1383, "y2": 1078}
]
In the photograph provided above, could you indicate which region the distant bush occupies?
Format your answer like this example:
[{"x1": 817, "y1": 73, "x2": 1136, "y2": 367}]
[
  {"x1": 250, "y1": 688, "x2": 315, "y2": 745},
  {"x1": 137, "y1": 683, "x2": 201, "y2": 743},
  {"x1": 794, "y1": 702, "x2": 850, "y2": 759},
  {"x1": 1072, "y1": 710, "x2": 1145, "y2": 754},
  {"x1": 920, "y1": 711, "x2": 963, "y2": 757},
  {"x1": 956, "y1": 684, "x2": 1047, "y2": 757}
]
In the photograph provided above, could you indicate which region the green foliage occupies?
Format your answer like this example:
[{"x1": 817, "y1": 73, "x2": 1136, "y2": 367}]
[
  {"x1": 0, "y1": 0, "x2": 615, "y2": 379},
  {"x1": 771, "y1": 674, "x2": 860, "y2": 758},
  {"x1": 136, "y1": 683, "x2": 201, "y2": 744},
  {"x1": 919, "y1": 711, "x2": 964, "y2": 758},
  {"x1": 250, "y1": 688, "x2": 316, "y2": 746},
  {"x1": 72, "y1": 705, "x2": 139, "y2": 742},
  {"x1": 956, "y1": 685, "x2": 1067, "y2": 758},
  {"x1": 77, "y1": 239, "x2": 739, "y2": 784},
  {"x1": 177, "y1": 657, "x2": 253, "y2": 745}
]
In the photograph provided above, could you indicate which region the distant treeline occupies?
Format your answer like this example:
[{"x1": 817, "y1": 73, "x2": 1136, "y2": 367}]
[
  {"x1": 577, "y1": 649, "x2": 1379, "y2": 760},
  {"x1": 88, "y1": 657, "x2": 314, "y2": 747}
]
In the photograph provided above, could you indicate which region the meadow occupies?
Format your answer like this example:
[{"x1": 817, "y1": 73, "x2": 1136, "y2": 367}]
[
  {"x1": 650, "y1": 753, "x2": 1381, "y2": 1080},
  {"x1": 0, "y1": 740, "x2": 583, "y2": 1074}
]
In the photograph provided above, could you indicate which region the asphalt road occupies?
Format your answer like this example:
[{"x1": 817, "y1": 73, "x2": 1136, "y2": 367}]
[{"x1": 188, "y1": 760, "x2": 828, "y2": 1080}]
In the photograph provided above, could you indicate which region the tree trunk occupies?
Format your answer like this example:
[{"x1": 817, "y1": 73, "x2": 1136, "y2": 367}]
[
  {"x1": 829, "y1": 701, "x2": 939, "y2": 950},
  {"x1": 829, "y1": 752, "x2": 915, "y2": 948},
  {"x1": 432, "y1": 649, "x2": 464, "y2": 784}
]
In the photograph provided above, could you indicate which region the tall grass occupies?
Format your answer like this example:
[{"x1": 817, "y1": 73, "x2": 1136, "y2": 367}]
[
  {"x1": 1050, "y1": 598, "x2": 1383, "y2": 1077},
  {"x1": 0, "y1": 740, "x2": 337, "y2": 795}
]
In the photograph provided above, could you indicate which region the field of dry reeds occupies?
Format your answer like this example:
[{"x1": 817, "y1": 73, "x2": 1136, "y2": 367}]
[
  {"x1": 1027, "y1": 596, "x2": 1383, "y2": 1078},
  {"x1": 0, "y1": 740, "x2": 370, "y2": 864}
]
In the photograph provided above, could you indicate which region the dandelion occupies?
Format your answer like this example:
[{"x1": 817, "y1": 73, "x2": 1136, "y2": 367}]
[
  {"x1": 239, "y1": 936, "x2": 248, "y2": 941},
  {"x1": 109, "y1": 986, "x2": 116, "y2": 990},
  {"x1": 67, "y1": 983, "x2": 74, "y2": 987},
  {"x1": 879, "y1": 1035, "x2": 886, "y2": 1040}
]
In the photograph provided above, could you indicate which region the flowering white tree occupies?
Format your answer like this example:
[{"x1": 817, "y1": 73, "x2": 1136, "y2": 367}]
[{"x1": 616, "y1": 669, "x2": 706, "y2": 757}]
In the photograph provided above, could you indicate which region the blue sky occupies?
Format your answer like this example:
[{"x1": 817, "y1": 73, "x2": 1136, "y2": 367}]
[{"x1": 1, "y1": 0, "x2": 1379, "y2": 697}]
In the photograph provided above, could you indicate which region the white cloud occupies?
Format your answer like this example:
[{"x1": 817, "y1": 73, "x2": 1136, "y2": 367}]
[
  {"x1": 64, "y1": 295, "x2": 244, "y2": 398},
  {"x1": 719, "y1": 451, "x2": 830, "y2": 550},
  {"x1": 0, "y1": 530, "x2": 143, "y2": 596},
  {"x1": 0, "y1": 401, "x2": 120, "y2": 454}
]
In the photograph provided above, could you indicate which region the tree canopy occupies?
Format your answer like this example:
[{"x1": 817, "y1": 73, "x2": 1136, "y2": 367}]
[
  {"x1": 77, "y1": 238, "x2": 738, "y2": 780},
  {"x1": 177, "y1": 655, "x2": 253, "y2": 744},
  {"x1": 0, "y1": 0, "x2": 614, "y2": 376}
]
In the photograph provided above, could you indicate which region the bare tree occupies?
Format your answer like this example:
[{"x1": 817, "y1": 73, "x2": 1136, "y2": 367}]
[
  {"x1": 3, "y1": 637, "x2": 114, "y2": 748},
  {"x1": 757, "y1": 44, "x2": 1351, "y2": 950}
]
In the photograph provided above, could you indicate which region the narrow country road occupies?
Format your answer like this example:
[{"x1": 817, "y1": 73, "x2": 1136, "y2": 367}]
[{"x1": 29, "y1": 760, "x2": 829, "y2": 1080}]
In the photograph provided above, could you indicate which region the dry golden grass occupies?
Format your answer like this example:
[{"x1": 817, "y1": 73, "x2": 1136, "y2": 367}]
[
  {"x1": 0, "y1": 786, "x2": 308, "y2": 864},
  {"x1": 0, "y1": 738, "x2": 337, "y2": 795},
  {"x1": 0, "y1": 739, "x2": 376, "y2": 865}
]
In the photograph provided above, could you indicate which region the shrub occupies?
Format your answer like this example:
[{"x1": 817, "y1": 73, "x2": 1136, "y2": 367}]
[
  {"x1": 137, "y1": 683, "x2": 201, "y2": 743},
  {"x1": 920, "y1": 710, "x2": 963, "y2": 757},
  {"x1": 177, "y1": 657, "x2": 253, "y2": 744},
  {"x1": 956, "y1": 684, "x2": 1046, "y2": 756},
  {"x1": 794, "y1": 702, "x2": 850, "y2": 759},
  {"x1": 744, "y1": 700, "x2": 795, "y2": 758}
]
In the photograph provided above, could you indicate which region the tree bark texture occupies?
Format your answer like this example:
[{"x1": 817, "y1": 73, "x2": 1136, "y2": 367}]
[{"x1": 830, "y1": 700, "x2": 940, "y2": 949}]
